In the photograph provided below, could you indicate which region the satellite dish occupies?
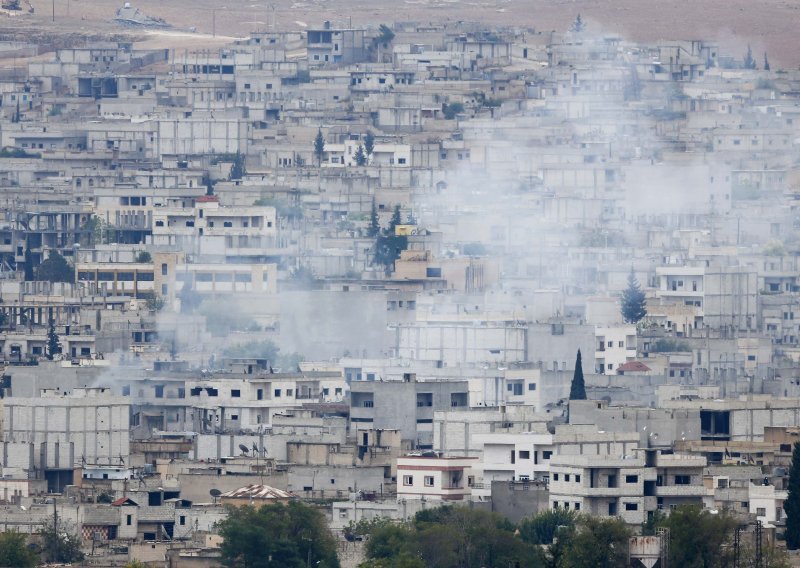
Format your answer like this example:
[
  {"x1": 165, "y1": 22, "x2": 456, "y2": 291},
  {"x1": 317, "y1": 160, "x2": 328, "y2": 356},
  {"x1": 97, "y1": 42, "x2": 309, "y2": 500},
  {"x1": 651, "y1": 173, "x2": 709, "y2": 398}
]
[
  {"x1": 239, "y1": 444, "x2": 250, "y2": 454},
  {"x1": 210, "y1": 488, "x2": 221, "y2": 503}
]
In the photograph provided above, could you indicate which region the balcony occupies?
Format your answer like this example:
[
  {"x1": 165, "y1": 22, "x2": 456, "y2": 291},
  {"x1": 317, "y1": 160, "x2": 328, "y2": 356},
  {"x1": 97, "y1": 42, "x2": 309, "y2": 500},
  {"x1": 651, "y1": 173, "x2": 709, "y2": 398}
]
[{"x1": 655, "y1": 484, "x2": 707, "y2": 497}]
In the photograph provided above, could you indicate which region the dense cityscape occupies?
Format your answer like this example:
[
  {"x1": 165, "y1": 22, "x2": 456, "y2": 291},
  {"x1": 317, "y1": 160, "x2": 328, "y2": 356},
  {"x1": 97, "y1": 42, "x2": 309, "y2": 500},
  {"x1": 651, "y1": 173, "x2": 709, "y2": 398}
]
[{"x1": 0, "y1": 3, "x2": 799, "y2": 566}]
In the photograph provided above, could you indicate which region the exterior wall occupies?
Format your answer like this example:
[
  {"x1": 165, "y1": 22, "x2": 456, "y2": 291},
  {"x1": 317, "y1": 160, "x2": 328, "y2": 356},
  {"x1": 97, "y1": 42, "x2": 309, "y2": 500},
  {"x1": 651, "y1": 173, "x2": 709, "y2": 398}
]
[
  {"x1": 396, "y1": 456, "x2": 477, "y2": 501},
  {"x1": 595, "y1": 325, "x2": 636, "y2": 375},
  {"x1": 2, "y1": 388, "x2": 130, "y2": 470}
]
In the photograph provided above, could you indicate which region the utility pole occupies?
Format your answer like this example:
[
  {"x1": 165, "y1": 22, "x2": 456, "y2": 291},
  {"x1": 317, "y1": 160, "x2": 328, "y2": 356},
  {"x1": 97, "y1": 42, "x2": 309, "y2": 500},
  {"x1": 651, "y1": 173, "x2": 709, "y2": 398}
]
[
  {"x1": 51, "y1": 0, "x2": 54, "y2": 22},
  {"x1": 52, "y1": 497, "x2": 58, "y2": 562}
]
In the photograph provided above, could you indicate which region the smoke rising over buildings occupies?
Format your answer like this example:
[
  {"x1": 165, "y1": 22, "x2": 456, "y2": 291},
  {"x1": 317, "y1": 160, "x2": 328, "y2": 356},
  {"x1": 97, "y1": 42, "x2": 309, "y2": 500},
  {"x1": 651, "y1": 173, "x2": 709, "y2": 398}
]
[{"x1": 0, "y1": 11, "x2": 798, "y2": 563}]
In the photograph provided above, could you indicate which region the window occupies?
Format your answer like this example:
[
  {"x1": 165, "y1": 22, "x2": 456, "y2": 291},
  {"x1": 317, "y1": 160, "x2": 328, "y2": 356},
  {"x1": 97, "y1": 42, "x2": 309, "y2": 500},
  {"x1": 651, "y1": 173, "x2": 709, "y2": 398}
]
[
  {"x1": 575, "y1": 474, "x2": 581, "y2": 483},
  {"x1": 542, "y1": 451, "x2": 552, "y2": 460},
  {"x1": 161, "y1": 263, "x2": 168, "y2": 276},
  {"x1": 179, "y1": 515, "x2": 186, "y2": 525},
  {"x1": 553, "y1": 473, "x2": 559, "y2": 481},
  {"x1": 528, "y1": 383, "x2": 536, "y2": 391},
  {"x1": 565, "y1": 474, "x2": 571, "y2": 482},
  {"x1": 231, "y1": 389, "x2": 241, "y2": 398},
  {"x1": 257, "y1": 389, "x2": 263, "y2": 400},
  {"x1": 403, "y1": 475, "x2": 414, "y2": 486},
  {"x1": 625, "y1": 475, "x2": 638, "y2": 484},
  {"x1": 424, "y1": 476, "x2": 434, "y2": 487},
  {"x1": 756, "y1": 508, "x2": 766, "y2": 516},
  {"x1": 274, "y1": 389, "x2": 281, "y2": 397},
  {"x1": 675, "y1": 475, "x2": 690, "y2": 485},
  {"x1": 519, "y1": 450, "x2": 530, "y2": 460},
  {"x1": 574, "y1": 502, "x2": 581, "y2": 511},
  {"x1": 154, "y1": 385, "x2": 164, "y2": 398},
  {"x1": 126, "y1": 515, "x2": 132, "y2": 526},
  {"x1": 625, "y1": 502, "x2": 638, "y2": 511},
  {"x1": 363, "y1": 400, "x2": 374, "y2": 408}
]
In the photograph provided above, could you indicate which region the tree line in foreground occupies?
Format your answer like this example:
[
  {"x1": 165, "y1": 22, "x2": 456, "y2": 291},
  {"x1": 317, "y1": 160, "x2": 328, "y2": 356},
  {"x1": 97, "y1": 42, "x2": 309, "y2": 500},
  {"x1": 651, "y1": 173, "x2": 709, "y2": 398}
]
[{"x1": 0, "y1": 501, "x2": 790, "y2": 568}]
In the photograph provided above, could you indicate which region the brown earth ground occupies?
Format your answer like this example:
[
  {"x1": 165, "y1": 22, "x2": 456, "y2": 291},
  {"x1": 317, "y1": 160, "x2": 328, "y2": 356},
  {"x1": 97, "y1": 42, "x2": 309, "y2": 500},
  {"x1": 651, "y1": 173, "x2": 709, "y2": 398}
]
[{"x1": 2, "y1": 0, "x2": 799, "y2": 68}]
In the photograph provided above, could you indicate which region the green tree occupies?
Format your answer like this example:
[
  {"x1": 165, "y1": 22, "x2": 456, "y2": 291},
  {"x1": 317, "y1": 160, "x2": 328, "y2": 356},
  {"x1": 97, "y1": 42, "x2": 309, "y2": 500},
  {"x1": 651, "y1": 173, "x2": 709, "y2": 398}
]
[
  {"x1": 364, "y1": 131, "x2": 375, "y2": 156},
  {"x1": 364, "y1": 522, "x2": 418, "y2": 561},
  {"x1": 442, "y1": 102, "x2": 464, "y2": 120},
  {"x1": 135, "y1": 251, "x2": 153, "y2": 263},
  {"x1": 367, "y1": 199, "x2": 380, "y2": 238},
  {"x1": 46, "y1": 318, "x2": 61, "y2": 360},
  {"x1": 519, "y1": 508, "x2": 578, "y2": 545},
  {"x1": 218, "y1": 502, "x2": 340, "y2": 568},
  {"x1": 557, "y1": 515, "x2": 630, "y2": 568},
  {"x1": 39, "y1": 517, "x2": 84, "y2": 564},
  {"x1": 314, "y1": 129, "x2": 325, "y2": 166},
  {"x1": 620, "y1": 267, "x2": 647, "y2": 323},
  {"x1": 229, "y1": 152, "x2": 246, "y2": 180},
  {"x1": 786, "y1": 442, "x2": 800, "y2": 549},
  {"x1": 0, "y1": 531, "x2": 39, "y2": 568},
  {"x1": 354, "y1": 145, "x2": 368, "y2": 166},
  {"x1": 37, "y1": 250, "x2": 74, "y2": 283},
  {"x1": 373, "y1": 205, "x2": 408, "y2": 269},
  {"x1": 571, "y1": 14, "x2": 586, "y2": 32},
  {"x1": 743, "y1": 44, "x2": 757, "y2": 69},
  {"x1": 389, "y1": 204, "x2": 402, "y2": 232},
  {"x1": 569, "y1": 349, "x2": 586, "y2": 400},
  {"x1": 145, "y1": 296, "x2": 166, "y2": 312},
  {"x1": 364, "y1": 506, "x2": 544, "y2": 568},
  {"x1": 359, "y1": 556, "x2": 424, "y2": 568},
  {"x1": 764, "y1": 52, "x2": 771, "y2": 71},
  {"x1": 660, "y1": 505, "x2": 736, "y2": 567}
]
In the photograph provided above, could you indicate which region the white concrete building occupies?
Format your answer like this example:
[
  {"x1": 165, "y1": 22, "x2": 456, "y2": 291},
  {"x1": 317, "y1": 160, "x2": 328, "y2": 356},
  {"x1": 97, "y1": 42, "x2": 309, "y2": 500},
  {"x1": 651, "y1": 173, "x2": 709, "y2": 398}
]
[
  {"x1": 397, "y1": 455, "x2": 478, "y2": 501},
  {"x1": 595, "y1": 325, "x2": 636, "y2": 374},
  {"x1": 748, "y1": 483, "x2": 787, "y2": 528},
  {"x1": 471, "y1": 429, "x2": 555, "y2": 498},
  {"x1": 1, "y1": 387, "x2": 130, "y2": 491}
]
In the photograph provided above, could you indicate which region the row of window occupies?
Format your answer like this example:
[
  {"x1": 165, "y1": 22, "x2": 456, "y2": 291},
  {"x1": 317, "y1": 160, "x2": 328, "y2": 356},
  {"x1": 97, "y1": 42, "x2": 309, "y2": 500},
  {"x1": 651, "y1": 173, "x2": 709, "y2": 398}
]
[
  {"x1": 78, "y1": 272, "x2": 154, "y2": 282},
  {"x1": 552, "y1": 473, "x2": 581, "y2": 483},
  {"x1": 402, "y1": 475, "x2": 435, "y2": 487},
  {"x1": 123, "y1": 385, "x2": 342, "y2": 399},
  {"x1": 506, "y1": 382, "x2": 536, "y2": 395}
]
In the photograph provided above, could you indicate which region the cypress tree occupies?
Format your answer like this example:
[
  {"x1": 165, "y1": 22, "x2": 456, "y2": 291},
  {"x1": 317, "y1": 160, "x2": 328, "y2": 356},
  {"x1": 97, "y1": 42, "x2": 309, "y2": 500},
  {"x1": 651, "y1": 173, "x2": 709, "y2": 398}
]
[
  {"x1": 364, "y1": 131, "x2": 375, "y2": 156},
  {"x1": 621, "y1": 267, "x2": 647, "y2": 323},
  {"x1": 569, "y1": 349, "x2": 586, "y2": 400},
  {"x1": 314, "y1": 129, "x2": 325, "y2": 166},
  {"x1": 367, "y1": 199, "x2": 380, "y2": 238},
  {"x1": 354, "y1": 145, "x2": 367, "y2": 166},
  {"x1": 46, "y1": 318, "x2": 61, "y2": 360},
  {"x1": 785, "y1": 442, "x2": 800, "y2": 549}
]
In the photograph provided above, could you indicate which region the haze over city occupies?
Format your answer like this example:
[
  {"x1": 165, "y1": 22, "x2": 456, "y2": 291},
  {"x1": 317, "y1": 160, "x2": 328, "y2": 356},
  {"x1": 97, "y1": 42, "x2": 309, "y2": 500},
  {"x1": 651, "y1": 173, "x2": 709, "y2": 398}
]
[{"x1": 0, "y1": 0, "x2": 799, "y2": 566}]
